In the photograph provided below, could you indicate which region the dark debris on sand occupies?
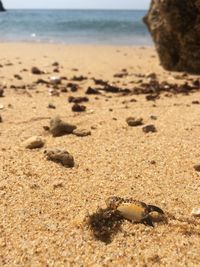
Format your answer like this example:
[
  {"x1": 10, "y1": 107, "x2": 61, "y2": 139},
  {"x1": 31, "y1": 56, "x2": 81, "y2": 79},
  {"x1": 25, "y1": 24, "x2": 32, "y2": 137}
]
[{"x1": 87, "y1": 208, "x2": 123, "y2": 244}]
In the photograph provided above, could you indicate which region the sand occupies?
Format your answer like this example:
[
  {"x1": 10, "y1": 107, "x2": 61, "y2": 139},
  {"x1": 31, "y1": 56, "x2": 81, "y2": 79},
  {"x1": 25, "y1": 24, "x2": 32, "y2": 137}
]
[{"x1": 0, "y1": 43, "x2": 200, "y2": 266}]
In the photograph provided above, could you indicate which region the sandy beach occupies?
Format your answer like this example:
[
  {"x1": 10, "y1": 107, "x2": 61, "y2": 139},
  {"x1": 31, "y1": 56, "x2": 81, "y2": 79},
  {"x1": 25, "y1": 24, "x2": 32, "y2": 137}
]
[{"x1": 0, "y1": 43, "x2": 200, "y2": 266}]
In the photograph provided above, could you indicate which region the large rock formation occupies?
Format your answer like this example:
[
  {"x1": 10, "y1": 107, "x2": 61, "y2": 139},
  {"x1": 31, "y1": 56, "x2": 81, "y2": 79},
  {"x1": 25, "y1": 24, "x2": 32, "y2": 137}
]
[
  {"x1": 0, "y1": 1, "x2": 6, "y2": 11},
  {"x1": 144, "y1": 0, "x2": 200, "y2": 74}
]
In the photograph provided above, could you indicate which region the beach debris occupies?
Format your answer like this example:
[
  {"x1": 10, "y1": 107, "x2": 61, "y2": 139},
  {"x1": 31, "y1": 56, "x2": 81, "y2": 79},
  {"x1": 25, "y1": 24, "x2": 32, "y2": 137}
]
[
  {"x1": 142, "y1": 124, "x2": 157, "y2": 133},
  {"x1": 67, "y1": 82, "x2": 79, "y2": 92},
  {"x1": 44, "y1": 148, "x2": 74, "y2": 168},
  {"x1": 86, "y1": 87, "x2": 101, "y2": 95},
  {"x1": 23, "y1": 136, "x2": 45, "y2": 149},
  {"x1": 87, "y1": 207, "x2": 123, "y2": 243},
  {"x1": 192, "y1": 100, "x2": 200, "y2": 105},
  {"x1": 72, "y1": 103, "x2": 86, "y2": 112},
  {"x1": 193, "y1": 164, "x2": 200, "y2": 172},
  {"x1": 49, "y1": 116, "x2": 76, "y2": 137},
  {"x1": 49, "y1": 76, "x2": 61, "y2": 85},
  {"x1": 68, "y1": 96, "x2": 89, "y2": 104},
  {"x1": 48, "y1": 88, "x2": 60, "y2": 97},
  {"x1": 52, "y1": 62, "x2": 59, "y2": 67},
  {"x1": 73, "y1": 128, "x2": 91, "y2": 137},
  {"x1": 0, "y1": 88, "x2": 4, "y2": 97},
  {"x1": 126, "y1": 117, "x2": 143, "y2": 127},
  {"x1": 48, "y1": 103, "x2": 56, "y2": 109},
  {"x1": 191, "y1": 208, "x2": 200, "y2": 217},
  {"x1": 14, "y1": 74, "x2": 22, "y2": 80},
  {"x1": 93, "y1": 78, "x2": 108, "y2": 86},
  {"x1": 72, "y1": 75, "x2": 87, "y2": 82},
  {"x1": 105, "y1": 196, "x2": 165, "y2": 227},
  {"x1": 31, "y1": 66, "x2": 43, "y2": 75},
  {"x1": 150, "y1": 115, "x2": 157, "y2": 120}
]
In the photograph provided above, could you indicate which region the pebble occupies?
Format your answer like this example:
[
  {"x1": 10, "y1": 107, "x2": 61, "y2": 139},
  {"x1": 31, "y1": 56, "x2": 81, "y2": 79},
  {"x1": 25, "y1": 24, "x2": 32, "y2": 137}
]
[
  {"x1": 194, "y1": 164, "x2": 200, "y2": 172},
  {"x1": 68, "y1": 96, "x2": 89, "y2": 104},
  {"x1": 48, "y1": 103, "x2": 56, "y2": 109},
  {"x1": 150, "y1": 115, "x2": 157, "y2": 120},
  {"x1": 72, "y1": 104, "x2": 86, "y2": 112},
  {"x1": 44, "y1": 148, "x2": 74, "y2": 168},
  {"x1": 0, "y1": 89, "x2": 4, "y2": 97},
  {"x1": 31, "y1": 66, "x2": 43, "y2": 75},
  {"x1": 73, "y1": 128, "x2": 91, "y2": 137},
  {"x1": 50, "y1": 116, "x2": 77, "y2": 137},
  {"x1": 191, "y1": 208, "x2": 200, "y2": 217},
  {"x1": 142, "y1": 124, "x2": 157, "y2": 133},
  {"x1": 86, "y1": 87, "x2": 100, "y2": 95},
  {"x1": 0, "y1": 115, "x2": 2, "y2": 123},
  {"x1": 50, "y1": 76, "x2": 61, "y2": 85},
  {"x1": 23, "y1": 136, "x2": 45, "y2": 149},
  {"x1": 0, "y1": 104, "x2": 4, "y2": 110},
  {"x1": 126, "y1": 117, "x2": 143, "y2": 127}
]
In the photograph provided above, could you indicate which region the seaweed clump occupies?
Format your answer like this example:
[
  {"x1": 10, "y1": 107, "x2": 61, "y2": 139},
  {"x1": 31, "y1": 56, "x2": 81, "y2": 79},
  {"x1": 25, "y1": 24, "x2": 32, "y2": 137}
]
[{"x1": 87, "y1": 208, "x2": 123, "y2": 244}]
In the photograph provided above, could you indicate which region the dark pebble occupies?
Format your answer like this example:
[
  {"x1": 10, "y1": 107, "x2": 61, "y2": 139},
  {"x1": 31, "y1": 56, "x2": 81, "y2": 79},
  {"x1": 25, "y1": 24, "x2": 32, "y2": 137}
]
[{"x1": 142, "y1": 124, "x2": 157, "y2": 133}]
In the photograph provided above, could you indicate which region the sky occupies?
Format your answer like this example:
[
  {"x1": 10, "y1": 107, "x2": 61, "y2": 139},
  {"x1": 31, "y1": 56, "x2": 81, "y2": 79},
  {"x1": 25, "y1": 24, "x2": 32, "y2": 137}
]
[{"x1": 3, "y1": 0, "x2": 151, "y2": 10}]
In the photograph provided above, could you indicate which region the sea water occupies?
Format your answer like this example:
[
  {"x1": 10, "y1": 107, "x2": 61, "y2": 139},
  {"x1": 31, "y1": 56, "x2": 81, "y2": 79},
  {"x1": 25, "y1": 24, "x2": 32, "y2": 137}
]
[{"x1": 0, "y1": 9, "x2": 152, "y2": 45}]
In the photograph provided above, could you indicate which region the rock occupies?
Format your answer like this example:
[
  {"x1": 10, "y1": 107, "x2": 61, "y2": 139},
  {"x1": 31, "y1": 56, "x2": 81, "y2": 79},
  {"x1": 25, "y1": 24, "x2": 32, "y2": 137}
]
[
  {"x1": 49, "y1": 76, "x2": 61, "y2": 85},
  {"x1": 194, "y1": 164, "x2": 200, "y2": 172},
  {"x1": 23, "y1": 136, "x2": 45, "y2": 149},
  {"x1": 73, "y1": 128, "x2": 91, "y2": 137},
  {"x1": 31, "y1": 67, "x2": 43, "y2": 75},
  {"x1": 48, "y1": 103, "x2": 56, "y2": 109},
  {"x1": 50, "y1": 116, "x2": 76, "y2": 137},
  {"x1": 191, "y1": 208, "x2": 200, "y2": 217},
  {"x1": 150, "y1": 115, "x2": 157, "y2": 120},
  {"x1": 126, "y1": 117, "x2": 143, "y2": 127},
  {"x1": 142, "y1": 124, "x2": 157, "y2": 133},
  {"x1": 0, "y1": 88, "x2": 4, "y2": 97},
  {"x1": 0, "y1": 115, "x2": 2, "y2": 123},
  {"x1": 144, "y1": 0, "x2": 200, "y2": 74},
  {"x1": 44, "y1": 148, "x2": 74, "y2": 168},
  {"x1": 72, "y1": 104, "x2": 86, "y2": 112},
  {"x1": 86, "y1": 87, "x2": 100, "y2": 95},
  {"x1": 0, "y1": 1, "x2": 6, "y2": 12},
  {"x1": 68, "y1": 96, "x2": 89, "y2": 104},
  {"x1": 0, "y1": 104, "x2": 4, "y2": 110},
  {"x1": 72, "y1": 75, "x2": 87, "y2": 82},
  {"x1": 14, "y1": 74, "x2": 22, "y2": 80}
]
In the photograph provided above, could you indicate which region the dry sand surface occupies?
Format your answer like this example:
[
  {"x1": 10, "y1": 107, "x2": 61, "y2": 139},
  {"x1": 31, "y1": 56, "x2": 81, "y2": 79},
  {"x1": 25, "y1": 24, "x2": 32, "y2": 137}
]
[{"x1": 0, "y1": 43, "x2": 200, "y2": 266}]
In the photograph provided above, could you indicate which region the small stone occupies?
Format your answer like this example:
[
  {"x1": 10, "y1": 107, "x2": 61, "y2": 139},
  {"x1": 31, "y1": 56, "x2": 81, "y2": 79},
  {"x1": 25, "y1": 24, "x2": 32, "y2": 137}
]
[
  {"x1": 14, "y1": 74, "x2": 22, "y2": 80},
  {"x1": 192, "y1": 100, "x2": 200, "y2": 105},
  {"x1": 72, "y1": 104, "x2": 86, "y2": 112},
  {"x1": 142, "y1": 124, "x2": 157, "y2": 133},
  {"x1": 50, "y1": 76, "x2": 61, "y2": 85},
  {"x1": 86, "y1": 87, "x2": 100, "y2": 95},
  {"x1": 150, "y1": 115, "x2": 157, "y2": 120},
  {"x1": 23, "y1": 136, "x2": 45, "y2": 149},
  {"x1": 44, "y1": 148, "x2": 74, "y2": 168},
  {"x1": 68, "y1": 96, "x2": 89, "y2": 104},
  {"x1": 191, "y1": 208, "x2": 200, "y2": 217},
  {"x1": 52, "y1": 62, "x2": 59, "y2": 67},
  {"x1": 73, "y1": 128, "x2": 91, "y2": 137},
  {"x1": 31, "y1": 67, "x2": 43, "y2": 75},
  {"x1": 0, "y1": 89, "x2": 4, "y2": 97},
  {"x1": 194, "y1": 164, "x2": 200, "y2": 172},
  {"x1": 0, "y1": 115, "x2": 2, "y2": 123},
  {"x1": 0, "y1": 104, "x2": 4, "y2": 110},
  {"x1": 126, "y1": 117, "x2": 143, "y2": 127},
  {"x1": 48, "y1": 103, "x2": 56, "y2": 109},
  {"x1": 50, "y1": 116, "x2": 77, "y2": 137}
]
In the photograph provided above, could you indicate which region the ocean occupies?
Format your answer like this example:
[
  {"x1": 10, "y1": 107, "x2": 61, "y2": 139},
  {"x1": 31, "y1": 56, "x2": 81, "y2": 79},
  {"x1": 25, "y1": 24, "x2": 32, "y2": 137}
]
[{"x1": 0, "y1": 9, "x2": 152, "y2": 45}]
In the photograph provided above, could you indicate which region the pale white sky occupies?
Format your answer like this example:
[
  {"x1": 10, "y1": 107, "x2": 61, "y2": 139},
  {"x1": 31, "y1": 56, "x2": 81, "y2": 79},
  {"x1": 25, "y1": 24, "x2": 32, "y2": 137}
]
[{"x1": 3, "y1": 0, "x2": 151, "y2": 9}]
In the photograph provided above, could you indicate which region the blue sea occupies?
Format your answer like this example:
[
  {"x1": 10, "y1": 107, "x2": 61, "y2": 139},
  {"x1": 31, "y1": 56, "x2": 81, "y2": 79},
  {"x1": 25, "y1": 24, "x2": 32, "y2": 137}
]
[{"x1": 0, "y1": 9, "x2": 152, "y2": 45}]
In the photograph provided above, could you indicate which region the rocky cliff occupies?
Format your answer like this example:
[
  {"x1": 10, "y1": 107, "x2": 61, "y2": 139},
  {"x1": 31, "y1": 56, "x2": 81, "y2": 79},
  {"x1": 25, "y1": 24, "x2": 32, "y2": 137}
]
[
  {"x1": 144, "y1": 0, "x2": 200, "y2": 74},
  {"x1": 0, "y1": 0, "x2": 6, "y2": 11}
]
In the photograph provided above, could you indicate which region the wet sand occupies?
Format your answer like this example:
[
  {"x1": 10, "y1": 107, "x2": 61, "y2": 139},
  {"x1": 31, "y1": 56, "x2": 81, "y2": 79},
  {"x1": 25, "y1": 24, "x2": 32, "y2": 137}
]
[{"x1": 0, "y1": 43, "x2": 200, "y2": 266}]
